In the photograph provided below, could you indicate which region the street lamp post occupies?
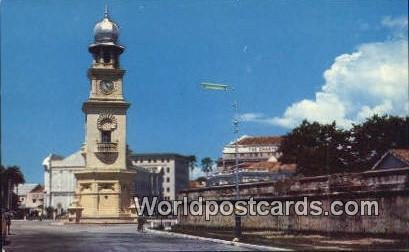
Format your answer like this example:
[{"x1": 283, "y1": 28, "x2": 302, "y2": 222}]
[{"x1": 201, "y1": 82, "x2": 241, "y2": 240}]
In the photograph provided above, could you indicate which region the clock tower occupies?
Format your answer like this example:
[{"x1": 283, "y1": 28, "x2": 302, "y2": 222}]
[{"x1": 73, "y1": 9, "x2": 136, "y2": 222}]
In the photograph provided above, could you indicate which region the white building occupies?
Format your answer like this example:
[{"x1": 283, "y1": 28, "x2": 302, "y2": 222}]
[
  {"x1": 15, "y1": 183, "x2": 44, "y2": 214},
  {"x1": 217, "y1": 135, "x2": 283, "y2": 171},
  {"x1": 42, "y1": 150, "x2": 164, "y2": 213},
  {"x1": 131, "y1": 153, "x2": 190, "y2": 200},
  {"x1": 42, "y1": 151, "x2": 85, "y2": 212}
]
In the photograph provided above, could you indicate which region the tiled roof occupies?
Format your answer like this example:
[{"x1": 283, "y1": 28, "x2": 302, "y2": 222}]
[
  {"x1": 235, "y1": 136, "x2": 283, "y2": 145},
  {"x1": 131, "y1": 153, "x2": 191, "y2": 159},
  {"x1": 14, "y1": 184, "x2": 40, "y2": 196},
  {"x1": 371, "y1": 148, "x2": 409, "y2": 170},
  {"x1": 245, "y1": 161, "x2": 296, "y2": 172},
  {"x1": 390, "y1": 149, "x2": 409, "y2": 164},
  {"x1": 30, "y1": 185, "x2": 44, "y2": 193}
]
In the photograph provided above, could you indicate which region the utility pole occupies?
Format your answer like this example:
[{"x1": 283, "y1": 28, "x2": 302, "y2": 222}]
[
  {"x1": 201, "y1": 82, "x2": 241, "y2": 240},
  {"x1": 233, "y1": 101, "x2": 241, "y2": 239}
]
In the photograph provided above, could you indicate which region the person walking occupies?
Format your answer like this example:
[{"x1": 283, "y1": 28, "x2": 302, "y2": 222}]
[
  {"x1": 5, "y1": 211, "x2": 11, "y2": 235},
  {"x1": 1, "y1": 212, "x2": 8, "y2": 245},
  {"x1": 137, "y1": 215, "x2": 145, "y2": 232}
]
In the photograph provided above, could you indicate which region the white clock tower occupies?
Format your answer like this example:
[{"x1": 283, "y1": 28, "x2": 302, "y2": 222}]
[{"x1": 73, "y1": 9, "x2": 136, "y2": 222}]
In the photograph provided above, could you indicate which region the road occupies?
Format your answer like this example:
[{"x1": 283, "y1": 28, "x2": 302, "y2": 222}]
[{"x1": 4, "y1": 221, "x2": 253, "y2": 252}]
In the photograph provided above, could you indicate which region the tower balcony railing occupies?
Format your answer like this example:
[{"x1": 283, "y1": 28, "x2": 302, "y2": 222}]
[{"x1": 97, "y1": 142, "x2": 118, "y2": 153}]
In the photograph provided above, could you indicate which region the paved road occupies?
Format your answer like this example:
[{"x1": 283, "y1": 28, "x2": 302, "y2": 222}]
[{"x1": 4, "y1": 221, "x2": 252, "y2": 252}]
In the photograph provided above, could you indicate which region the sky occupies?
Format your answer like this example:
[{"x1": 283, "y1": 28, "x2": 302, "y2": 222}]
[{"x1": 1, "y1": 0, "x2": 408, "y2": 183}]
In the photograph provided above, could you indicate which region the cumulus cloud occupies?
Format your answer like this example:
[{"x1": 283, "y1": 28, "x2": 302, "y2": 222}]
[{"x1": 242, "y1": 16, "x2": 408, "y2": 129}]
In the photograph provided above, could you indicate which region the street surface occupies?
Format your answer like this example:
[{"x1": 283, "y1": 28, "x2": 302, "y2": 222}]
[{"x1": 4, "y1": 220, "x2": 253, "y2": 252}]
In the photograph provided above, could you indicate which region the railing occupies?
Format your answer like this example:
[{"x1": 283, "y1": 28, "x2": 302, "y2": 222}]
[{"x1": 97, "y1": 142, "x2": 118, "y2": 153}]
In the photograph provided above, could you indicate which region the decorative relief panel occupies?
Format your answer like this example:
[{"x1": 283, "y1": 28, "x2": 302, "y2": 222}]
[
  {"x1": 97, "y1": 112, "x2": 117, "y2": 131},
  {"x1": 98, "y1": 183, "x2": 115, "y2": 192},
  {"x1": 80, "y1": 183, "x2": 92, "y2": 193}
]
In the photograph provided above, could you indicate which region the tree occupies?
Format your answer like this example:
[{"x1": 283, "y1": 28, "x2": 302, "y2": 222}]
[
  {"x1": 349, "y1": 115, "x2": 409, "y2": 171},
  {"x1": 278, "y1": 120, "x2": 350, "y2": 176},
  {"x1": 1, "y1": 165, "x2": 25, "y2": 210},
  {"x1": 279, "y1": 115, "x2": 409, "y2": 176},
  {"x1": 187, "y1": 155, "x2": 197, "y2": 180},
  {"x1": 201, "y1": 157, "x2": 214, "y2": 177}
]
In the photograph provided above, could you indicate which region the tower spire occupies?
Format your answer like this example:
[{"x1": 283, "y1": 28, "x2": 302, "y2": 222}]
[{"x1": 104, "y1": 4, "x2": 109, "y2": 18}]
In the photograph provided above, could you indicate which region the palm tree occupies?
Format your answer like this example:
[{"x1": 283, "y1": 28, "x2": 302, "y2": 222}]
[
  {"x1": 1, "y1": 165, "x2": 25, "y2": 210},
  {"x1": 188, "y1": 155, "x2": 197, "y2": 180},
  {"x1": 201, "y1": 157, "x2": 214, "y2": 177}
]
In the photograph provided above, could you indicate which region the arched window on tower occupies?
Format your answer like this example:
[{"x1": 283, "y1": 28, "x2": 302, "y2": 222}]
[
  {"x1": 103, "y1": 51, "x2": 111, "y2": 63},
  {"x1": 101, "y1": 131, "x2": 111, "y2": 143}
]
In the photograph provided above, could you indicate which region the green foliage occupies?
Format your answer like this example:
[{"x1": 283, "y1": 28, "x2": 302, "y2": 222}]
[
  {"x1": 201, "y1": 157, "x2": 214, "y2": 176},
  {"x1": 188, "y1": 155, "x2": 197, "y2": 172},
  {"x1": 196, "y1": 176, "x2": 207, "y2": 183},
  {"x1": 279, "y1": 115, "x2": 409, "y2": 176},
  {"x1": 350, "y1": 115, "x2": 409, "y2": 171},
  {"x1": 1, "y1": 165, "x2": 25, "y2": 210}
]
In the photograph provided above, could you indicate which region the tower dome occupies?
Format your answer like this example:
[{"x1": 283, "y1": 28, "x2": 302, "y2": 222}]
[{"x1": 93, "y1": 8, "x2": 119, "y2": 44}]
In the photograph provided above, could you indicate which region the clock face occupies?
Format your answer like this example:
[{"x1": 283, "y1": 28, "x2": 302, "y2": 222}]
[{"x1": 99, "y1": 80, "x2": 114, "y2": 94}]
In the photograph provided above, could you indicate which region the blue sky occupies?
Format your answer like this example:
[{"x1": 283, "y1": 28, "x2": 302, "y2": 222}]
[{"x1": 1, "y1": 0, "x2": 408, "y2": 183}]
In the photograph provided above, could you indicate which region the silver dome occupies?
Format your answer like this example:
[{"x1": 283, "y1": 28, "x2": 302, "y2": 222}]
[{"x1": 93, "y1": 10, "x2": 119, "y2": 43}]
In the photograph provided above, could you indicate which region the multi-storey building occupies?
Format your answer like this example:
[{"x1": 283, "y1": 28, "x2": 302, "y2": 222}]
[
  {"x1": 131, "y1": 153, "x2": 190, "y2": 200},
  {"x1": 15, "y1": 184, "x2": 44, "y2": 216},
  {"x1": 217, "y1": 135, "x2": 283, "y2": 171}
]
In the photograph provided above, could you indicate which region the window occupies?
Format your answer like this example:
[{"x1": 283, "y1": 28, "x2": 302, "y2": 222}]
[
  {"x1": 101, "y1": 131, "x2": 111, "y2": 143},
  {"x1": 103, "y1": 51, "x2": 111, "y2": 63},
  {"x1": 166, "y1": 177, "x2": 170, "y2": 183},
  {"x1": 33, "y1": 199, "x2": 37, "y2": 203},
  {"x1": 166, "y1": 187, "x2": 170, "y2": 192},
  {"x1": 166, "y1": 167, "x2": 170, "y2": 173}
]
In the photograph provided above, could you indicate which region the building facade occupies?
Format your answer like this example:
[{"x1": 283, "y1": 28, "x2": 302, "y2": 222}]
[
  {"x1": 15, "y1": 184, "x2": 44, "y2": 215},
  {"x1": 131, "y1": 153, "x2": 190, "y2": 200},
  {"x1": 217, "y1": 135, "x2": 283, "y2": 171},
  {"x1": 207, "y1": 161, "x2": 296, "y2": 186},
  {"x1": 43, "y1": 152, "x2": 84, "y2": 211}
]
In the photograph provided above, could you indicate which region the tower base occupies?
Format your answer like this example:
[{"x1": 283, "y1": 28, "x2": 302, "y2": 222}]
[{"x1": 73, "y1": 169, "x2": 136, "y2": 223}]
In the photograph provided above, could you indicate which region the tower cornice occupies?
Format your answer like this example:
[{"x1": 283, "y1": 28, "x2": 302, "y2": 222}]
[
  {"x1": 88, "y1": 68, "x2": 126, "y2": 80},
  {"x1": 82, "y1": 101, "x2": 131, "y2": 114}
]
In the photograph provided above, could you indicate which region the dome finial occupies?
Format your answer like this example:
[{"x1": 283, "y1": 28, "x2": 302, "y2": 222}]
[{"x1": 104, "y1": 4, "x2": 109, "y2": 18}]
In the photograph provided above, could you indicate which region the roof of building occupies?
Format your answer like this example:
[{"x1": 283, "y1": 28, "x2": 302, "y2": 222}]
[
  {"x1": 372, "y1": 148, "x2": 409, "y2": 169},
  {"x1": 390, "y1": 149, "x2": 409, "y2": 163},
  {"x1": 51, "y1": 150, "x2": 85, "y2": 167},
  {"x1": 130, "y1": 153, "x2": 192, "y2": 159},
  {"x1": 14, "y1": 183, "x2": 41, "y2": 196},
  {"x1": 235, "y1": 136, "x2": 283, "y2": 145},
  {"x1": 30, "y1": 185, "x2": 44, "y2": 193},
  {"x1": 42, "y1": 154, "x2": 64, "y2": 166},
  {"x1": 244, "y1": 161, "x2": 296, "y2": 173}
]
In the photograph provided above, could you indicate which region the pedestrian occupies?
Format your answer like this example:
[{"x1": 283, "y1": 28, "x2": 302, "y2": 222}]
[
  {"x1": 5, "y1": 211, "x2": 11, "y2": 235},
  {"x1": 137, "y1": 215, "x2": 145, "y2": 232},
  {"x1": 1, "y1": 212, "x2": 7, "y2": 245}
]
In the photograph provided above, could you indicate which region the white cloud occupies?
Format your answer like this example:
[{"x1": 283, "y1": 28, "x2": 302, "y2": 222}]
[
  {"x1": 242, "y1": 17, "x2": 408, "y2": 129},
  {"x1": 382, "y1": 16, "x2": 408, "y2": 39}
]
